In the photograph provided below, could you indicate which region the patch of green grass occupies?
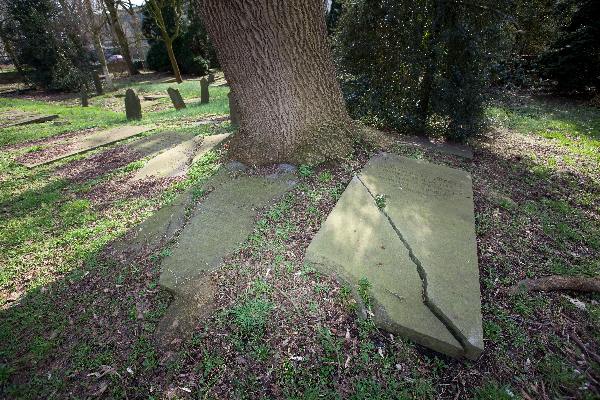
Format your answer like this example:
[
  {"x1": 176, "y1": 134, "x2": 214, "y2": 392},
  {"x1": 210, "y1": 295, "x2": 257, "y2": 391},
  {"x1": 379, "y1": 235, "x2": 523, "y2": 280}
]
[
  {"x1": 318, "y1": 170, "x2": 333, "y2": 182},
  {"x1": 230, "y1": 297, "x2": 274, "y2": 337},
  {"x1": 538, "y1": 353, "x2": 585, "y2": 396},
  {"x1": 298, "y1": 165, "x2": 313, "y2": 177},
  {"x1": 0, "y1": 98, "x2": 123, "y2": 147},
  {"x1": 374, "y1": 194, "x2": 387, "y2": 210},
  {"x1": 488, "y1": 99, "x2": 600, "y2": 161},
  {"x1": 471, "y1": 381, "x2": 518, "y2": 399}
]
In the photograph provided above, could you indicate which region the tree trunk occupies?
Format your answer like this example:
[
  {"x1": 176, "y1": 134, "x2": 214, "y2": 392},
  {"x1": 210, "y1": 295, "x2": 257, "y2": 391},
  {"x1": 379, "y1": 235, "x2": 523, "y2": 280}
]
[
  {"x1": 163, "y1": 37, "x2": 182, "y2": 83},
  {"x1": 131, "y1": 13, "x2": 146, "y2": 70},
  {"x1": 416, "y1": 0, "x2": 444, "y2": 136},
  {"x1": 83, "y1": 0, "x2": 113, "y2": 90},
  {"x1": 104, "y1": 0, "x2": 139, "y2": 76},
  {"x1": 0, "y1": 29, "x2": 25, "y2": 77},
  {"x1": 199, "y1": 0, "x2": 355, "y2": 165}
]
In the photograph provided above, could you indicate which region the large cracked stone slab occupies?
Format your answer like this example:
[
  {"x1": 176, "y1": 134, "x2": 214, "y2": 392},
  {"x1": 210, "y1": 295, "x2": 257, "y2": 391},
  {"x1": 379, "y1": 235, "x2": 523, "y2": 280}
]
[
  {"x1": 156, "y1": 171, "x2": 296, "y2": 346},
  {"x1": 306, "y1": 177, "x2": 463, "y2": 357},
  {"x1": 21, "y1": 125, "x2": 153, "y2": 168},
  {"x1": 132, "y1": 133, "x2": 230, "y2": 180},
  {"x1": 306, "y1": 153, "x2": 483, "y2": 360}
]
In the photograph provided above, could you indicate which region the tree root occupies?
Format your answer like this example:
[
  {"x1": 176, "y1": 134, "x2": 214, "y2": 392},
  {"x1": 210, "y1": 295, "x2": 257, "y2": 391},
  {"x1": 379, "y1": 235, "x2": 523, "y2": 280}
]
[{"x1": 509, "y1": 275, "x2": 600, "y2": 295}]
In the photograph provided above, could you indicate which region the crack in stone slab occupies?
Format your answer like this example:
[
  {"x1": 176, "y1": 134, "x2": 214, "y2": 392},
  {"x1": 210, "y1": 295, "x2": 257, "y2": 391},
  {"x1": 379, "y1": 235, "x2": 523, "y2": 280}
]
[{"x1": 356, "y1": 174, "x2": 469, "y2": 356}]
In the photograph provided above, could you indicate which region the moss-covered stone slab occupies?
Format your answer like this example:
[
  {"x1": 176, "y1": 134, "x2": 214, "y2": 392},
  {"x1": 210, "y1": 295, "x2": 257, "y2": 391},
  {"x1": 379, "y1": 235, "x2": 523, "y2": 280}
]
[
  {"x1": 156, "y1": 171, "x2": 296, "y2": 346},
  {"x1": 143, "y1": 94, "x2": 168, "y2": 101},
  {"x1": 132, "y1": 133, "x2": 230, "y2": 181},
  {"x1": 108, "y1": 189, "x2": 194, "y2": 262},
  {"x1": 123, "y1": 131, "x2": 195, "y2": 158},
  {"x1": 306, "y1": 153, "x2": 483, "y2": 360},
  {"x1": 305, "y1": 177, "x2": 463, "y2": 358},
  {"x1": 108, "y1": 162, "x2": 248, "y2": 262},
  {"x1": 398, "y1": 135, "x2": 473, "y2": 159},
  {"x1": 0, "y1": 112, "x2": 58, "y2": 128},
  {"x1": 160, "y1": 172, "x2": 295, "y2": 291},
  {"x1": 21, "y1": 125, "x2": 153, "y2": 168},
  {"x1": 358, "y1": 154, "x2": 482, "y2": 359}
]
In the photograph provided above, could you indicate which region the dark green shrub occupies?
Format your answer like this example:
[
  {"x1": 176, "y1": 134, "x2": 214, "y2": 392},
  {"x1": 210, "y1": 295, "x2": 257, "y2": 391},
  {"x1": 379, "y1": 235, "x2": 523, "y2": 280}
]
[
  {"x1": 5, "y1": 0, "x2": 94, "y2": 91},
  {"x1": 334, "y1": 0, "x2": 511, "y2": 142},
  {"x1": 540, "y1": 0, "x2": 600, "y2": 94},
  {"x1": 142, "y1": 1, "x2": 217, "y2": 76},
  {"x1": 146, "y1": 39, "x2": 209, "y2": 76}
]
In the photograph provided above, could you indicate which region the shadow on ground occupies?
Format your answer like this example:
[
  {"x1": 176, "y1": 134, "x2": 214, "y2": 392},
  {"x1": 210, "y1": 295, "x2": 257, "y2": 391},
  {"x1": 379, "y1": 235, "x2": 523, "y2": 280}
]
[{"x1": 1, "y1": 129, "x2": 599, "y2": 398}]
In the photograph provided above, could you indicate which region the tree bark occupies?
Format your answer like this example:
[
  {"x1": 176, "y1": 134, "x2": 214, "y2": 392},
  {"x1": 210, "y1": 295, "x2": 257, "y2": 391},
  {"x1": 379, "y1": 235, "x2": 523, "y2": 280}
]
[
  {"x1": 164, "y1": 37, "x2": 182, "y2": 83},
  {"x1": 147, "y1": 0, "x2": 183, "y2": 84},
  {"x1": 104, "y1": 0, "x2": 139, "y2": 76},
  {"x1": 199, "y1": 0, "x2": 355, "y2": 165}
]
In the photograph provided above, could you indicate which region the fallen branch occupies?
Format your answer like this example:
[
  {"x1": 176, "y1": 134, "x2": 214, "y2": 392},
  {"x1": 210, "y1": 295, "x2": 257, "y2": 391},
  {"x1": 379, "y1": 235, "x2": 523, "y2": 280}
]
[{"x1": 509, "y1": 275, "x2": 600, "y2": 295}]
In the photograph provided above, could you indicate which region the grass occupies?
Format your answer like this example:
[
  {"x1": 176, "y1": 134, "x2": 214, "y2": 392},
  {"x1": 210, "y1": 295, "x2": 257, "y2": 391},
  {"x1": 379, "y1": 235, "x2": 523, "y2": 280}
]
[
  {"x1": 1, "y1": 85, "x2": 600, "y2": 398},
  {"x1": 488, "y1": 93, "x2": 600, "y2": 163},
  {"x1": 0, "y1": 76, "x2": 231, "y2": 383},
  {"x1": 0, "y1": 98, "x2": 123, "y2": 147}
]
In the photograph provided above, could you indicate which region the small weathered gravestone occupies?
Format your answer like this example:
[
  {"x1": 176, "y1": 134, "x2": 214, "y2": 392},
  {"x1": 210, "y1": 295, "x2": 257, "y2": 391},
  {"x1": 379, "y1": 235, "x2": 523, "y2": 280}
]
[
  {"x1": 200, "y1": 77, "x2": 210, "y2": 104},
  {"x1": 125, "y1": 89, "x2": 142, "y2": 120},
  {"x1": 167, "y1": 87, "x2": 186, "y2": 110},
  {"x1": 80, "y1": 91, "x2": 89, "y2": 107},
  {"x1": 207, "y1": 73, "x2": 215, "y2": 83},
  {"x1": 228, "y1": 92, "x2": 240, "y2": 126},
  {"x1": 92, "y1": 72, "x2": 103, "y2": 95}
]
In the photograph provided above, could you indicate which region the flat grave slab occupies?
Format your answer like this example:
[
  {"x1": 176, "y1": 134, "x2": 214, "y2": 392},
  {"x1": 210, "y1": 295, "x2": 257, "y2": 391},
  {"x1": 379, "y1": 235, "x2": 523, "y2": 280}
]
[
  {"x1": 143, "y1": 94, "x2": 168, "y2": 101},
  {"x1": 0, "y1": 111, "x2": 58, "y2": 128},
  {"x1": 132, "y1": 133, "x2": 230, "y2": 181},
  {"x1": 305, "y1": 153, "x2": 482, "y2": 359},
  {"x1": 157, "y1": 170, "x2": 296, "y2": 345},
  {"x1": 20, "y1": 125, "x2": 153, "y2": 168},
  {"x1": 124, "y1": 131, "x2": 195, "y2": 158},
  {"x1": 398, "y1": 135, "x2": 473, "y2": 159}
]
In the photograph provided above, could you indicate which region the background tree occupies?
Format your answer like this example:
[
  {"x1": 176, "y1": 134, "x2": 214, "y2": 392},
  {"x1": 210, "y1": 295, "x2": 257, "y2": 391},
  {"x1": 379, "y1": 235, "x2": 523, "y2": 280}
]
[
  {"x1": 5, "y1": 0, "x2": 95, "y2": 91},
  {"x1": 0, "y1": 1, "x2": 25, "y2": 76},
  {"x1": 103, "y1": 0, "x2": 139, "y2": 75},
  {"x1": 334, "y1": 0, "x2": 512, "y2": 142},
  {"x1": 540, "y1": 0, "x2": 600, "y2": 94},
  {"x1": 145, "y1": 0, "x2": 183, "y2": 83},
  {"x1": 83, "y1": 0, "x2": 114, "y2": 89},
  {"x1": 199, "y1": 0, "x2": 355, "y2": 165},
  {"x1": 143, "y1": 0, "x2": 214, "y2": 76},
  {"x1": 120, "y1": 0, "x2": 148, "y2": 70}
]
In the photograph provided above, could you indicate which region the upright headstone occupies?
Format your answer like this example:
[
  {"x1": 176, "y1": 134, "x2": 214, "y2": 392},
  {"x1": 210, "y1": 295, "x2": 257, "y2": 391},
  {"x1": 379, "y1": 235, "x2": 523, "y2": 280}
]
[
  {"x1": 167, "y1": 87, "x2": 186, "y2": 110},
  {"x1": 125, "y1": 89, "x2": 142, "y2": 120},
  {"x1": 228, "y1": 92, "x2": 240, "y2": 126},
  {"x1": 92, "y1": 71, "x2": 103, "y2": 95},
  {"x1": 207, "y1": 73, "x2": 215, "y2": 83},
  {"x1": 200, "y1": 77, "x2": 210, "y2": 104},
  {"x1": 80, "y1": 91, "x2": 89, "y2": 107}
]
